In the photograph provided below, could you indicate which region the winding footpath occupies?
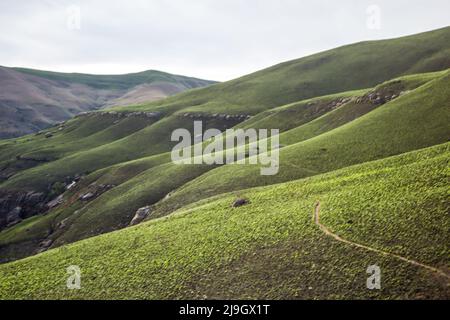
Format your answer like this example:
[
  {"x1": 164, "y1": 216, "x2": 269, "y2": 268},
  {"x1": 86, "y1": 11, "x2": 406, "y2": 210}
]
[{"x1": 313, "y1": 201, "x2": 450, "y2": 281}]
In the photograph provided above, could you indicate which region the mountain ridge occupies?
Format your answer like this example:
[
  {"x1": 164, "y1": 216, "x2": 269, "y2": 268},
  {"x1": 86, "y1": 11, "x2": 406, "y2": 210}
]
[{"x1": 0, "y1": 66, "x2": 217, "y2": 139}]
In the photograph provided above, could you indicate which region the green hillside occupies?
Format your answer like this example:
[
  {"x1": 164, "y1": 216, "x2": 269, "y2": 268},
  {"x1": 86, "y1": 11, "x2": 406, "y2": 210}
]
[
  {"x1": 151, "y1": 70, "x2": 450, "y2": 216},
  {"x1": 0, "y1": 27, "x2": 449, "y2": 278},
  {"x1": 0, "y1": 143, "x2": 448, "y2": 299},
  {"x1": 112, "y1": 26, "x2": 450, "y2": 115},
  {"x1": 0, "y1": 68, "x2": 448, "y2": 263},
  {"x1": 2, "y1": 27, "x2": 449, "y2": 191},
  {"x1": 11, "y1": 68, "x2": 215, "y2": 90}
]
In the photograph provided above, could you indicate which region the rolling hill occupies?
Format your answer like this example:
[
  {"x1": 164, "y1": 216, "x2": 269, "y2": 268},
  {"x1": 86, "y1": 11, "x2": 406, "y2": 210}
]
[
  {"x1": 0, "y1": 27, "x2": 449, "y2": 299},
  {"x1": 0, "y1": 66, "x2": 216, "y2": 139},
  {"x1": 0, "y1": 143, "x2": 448, "y2": 299}
]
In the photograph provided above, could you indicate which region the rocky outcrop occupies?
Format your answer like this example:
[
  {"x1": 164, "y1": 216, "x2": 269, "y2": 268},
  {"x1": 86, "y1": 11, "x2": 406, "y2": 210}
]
[
  {"x1": 66, "y1": 181, "x2": 77, "y2": 190},
  {"x1": 40, "y1": 239, "x2": 53, "y2": 249},
  {"x1": 76, "y1": 111, "x2": 163, "y2": 120},
  {"x1": 46, "y1": 194, "x2": 64, "y2": 210},
  {"x1": 77, "y1": 110, "x2": 251, "y2": 124},
  {"x1": 130, "y1": 206, "x2": 152, "y2": 226},
  {"x1": 355, "y1": 89, "x2": 400, "y2": 105},
  {"x1": 78, "y1": 183, "x2": 116, "y2": 202},
  {"x1": 79, "y1": 192, "x2": 95, "y2": 201},
  {"x1": 36, "y1": 239, "x2": 54, "y2": 253},
  {"x1": 16, "y1": 155, "x2": 53, "y2": 163},
  {"x1": 0, "y1": 190, "x2": 47, "y2": 230},
  {"x1": 178, "y1": 113, "x2": 251, "y2": 121},
  {"x1": 232, "y1": 198, "x2": 250, "y2": 208},
  {"x1": 0, "y1": 174, "x2": 86, "y2": 231},
  {"x1": 329, "y1": 97, "x2": 353, "y2": 109},
  {"x1": 56, "y1": 218, "x2": 69, "y2": 230},
  {"x1": 6, "y1": 206, "x2": 22, "y2": 227}
]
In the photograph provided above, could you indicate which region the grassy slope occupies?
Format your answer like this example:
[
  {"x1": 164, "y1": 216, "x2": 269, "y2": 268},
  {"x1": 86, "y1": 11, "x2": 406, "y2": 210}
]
[
  {"x1": 0, "y1": 115, "x2": 158, "y2": 165},
  {"x1": 239, "y1": 71, "x2": 442, "y2": 143},
  {"x1": 0, "y1": 70, "x2": 447, "y2": 261},
  {"x1": 150, "y1": 70, "x2": 450, "y2": 216},
  {"x1": 11, "y1": 68, "x2": 216, "y2": 90},
  {"x1": 277, "y1": 71, "x2": 443, "y2": 144},
  {"x1": 0, "y1": 28, "x2": 449, "y2": 264},
  {"x1": 1, "y1": 27, "x2": 449, "y2": 191},
  {"x1": 53, "y1": 162, "x2": 217, "y2": 246},
  {"x1": 113, "y1": 26, "x2": 450, "y2": 115},
  {"x1": 0, "y1": 68, "x2": 444, "y2": 192},
  {"x1": 239, "y1": 89, "x2": 367, "y2": 132},
  {"x1": 1, "y1": 115, "x2": 242, "y2": 191},
  {"x1": 0, "y1": 143, "x2": 448, "y2": 299}
]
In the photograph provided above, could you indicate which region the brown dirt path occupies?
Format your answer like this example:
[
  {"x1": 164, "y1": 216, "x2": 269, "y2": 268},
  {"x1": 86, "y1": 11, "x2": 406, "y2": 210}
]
[{"x1": 313, "y1": 201, "x2": 450, "y2": 281}]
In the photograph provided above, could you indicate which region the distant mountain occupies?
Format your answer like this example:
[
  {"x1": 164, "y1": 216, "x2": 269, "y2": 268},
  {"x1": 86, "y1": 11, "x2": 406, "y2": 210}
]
[{"x1": 0, "y1": 67, "x2": 216, "y2": 139}]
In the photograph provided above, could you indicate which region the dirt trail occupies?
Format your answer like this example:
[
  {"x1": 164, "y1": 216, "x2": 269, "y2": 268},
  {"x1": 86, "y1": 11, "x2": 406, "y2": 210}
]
[{"x1": 314, "y1": 201, "x2": 450, "y2": 281}]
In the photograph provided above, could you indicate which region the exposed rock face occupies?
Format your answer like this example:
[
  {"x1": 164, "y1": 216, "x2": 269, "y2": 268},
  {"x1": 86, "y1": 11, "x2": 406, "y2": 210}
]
[
  {"x1": 331, "y1": 97, "x2": 352, "y2": 108},
  {"x1": 57, "y1": 218, "x2": 69, "y2": 230},
  {"x1": 40, "y1": 239, "x2": 53, "y2": 248},
  {"x1": 66, "y1": 181, "x2": 77, "y2": 190},
  {"x1": 355, "y1": 86, "x2": 401, "y2": 105},
  {"x1": 130, "y1": 206, "x2": 152, "y2": 226},
  {"x1": 16, "y1": 155, "x2": 52, "y2": 163},
  {"x1": 0, "y1": 190, "x2": 47, "y2": 230},
  {"x1": 79, "y1": 111, "x2": 252, "y2": 123},
  {"x1": 76, "y1": 111, "x2": 163, "y2": 120},
  {"x1": 178, "y1": 112, "x2": 252, "y2": 121},
  {"x1": 78, "y1": 183, "x2": 116, "y2": 202},
  {"x1": 232, "y1": 198, "x2": 250, "y2": 208},
  {"x1": 36, "y1": 239, "x2": 54, "y2": 253},
  {"x1": 47, "y1": 195, "x2": 64, "y2": 210},
  {"x1": 79, "y1": 192, "x2": 95, "y2": 201},
  {"x1": 6, "y1": 206, "x2": 22, "y2": 227},
  {"x1": 0, "y1": 174, "x2": 86, "y2": 231}
]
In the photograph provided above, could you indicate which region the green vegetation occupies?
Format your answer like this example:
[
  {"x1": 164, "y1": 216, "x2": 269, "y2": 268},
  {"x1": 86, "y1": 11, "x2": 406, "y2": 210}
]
[
  {"x1": 1, "y1": 69, "x2": 447, "y2": 261},
  {"x1": 2, "y1": 27, "x2": 449, "y2": 191},
  {"x1": 11, "y1": 68, "x2": 216, "y2": 90},
  {"x1": 151, "y1": 70, "x2": 450, "y2": 216},
  {"x1": 112, "y1": 26, "x2": 450, "y2": 115},
  {"x1": 0, "y1": 143, "x2": 448, "y2": 299},
  {"x1": 0, "y1": 28, "x2": 449, "y2": 300}
]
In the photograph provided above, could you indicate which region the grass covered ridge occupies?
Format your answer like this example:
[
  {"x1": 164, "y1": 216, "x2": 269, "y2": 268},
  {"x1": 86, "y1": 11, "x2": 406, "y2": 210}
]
[
  {"x1": 0, "y1": 143, "x2": 448, "y2": 299},
  {"x1": 0, "y1": 27, "x2": 449, "y2": 281},
  {"x1": 0, "y1": 69, "x2": 448, "y2": 263}
]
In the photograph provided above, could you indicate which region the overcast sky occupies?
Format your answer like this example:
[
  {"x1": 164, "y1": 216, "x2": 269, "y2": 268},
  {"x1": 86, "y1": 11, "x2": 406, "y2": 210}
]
[{"x1": 0, "y1": 0, "x2": 449, "y2": 81}]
